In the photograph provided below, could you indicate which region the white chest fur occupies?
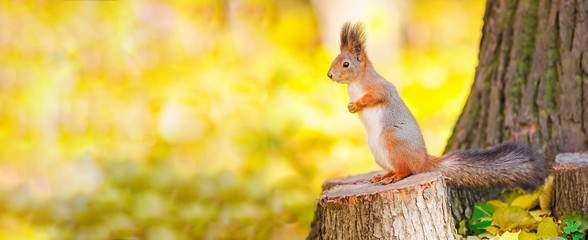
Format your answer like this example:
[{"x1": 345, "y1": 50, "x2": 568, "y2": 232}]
[{"x1": 346, "y1": 82, "x2": 392, "y2": 170}]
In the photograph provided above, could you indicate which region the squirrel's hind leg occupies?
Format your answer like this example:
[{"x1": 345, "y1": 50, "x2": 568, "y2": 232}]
[
  {"x1": 368, "y1": 173, "x2": 388, "y2": 183},
  {"x1": 369, "y1": 151, "x2": 413, "y2": 184},
  {"x1": 369, "y1": 170, "x2": 410, "y2": 185}
]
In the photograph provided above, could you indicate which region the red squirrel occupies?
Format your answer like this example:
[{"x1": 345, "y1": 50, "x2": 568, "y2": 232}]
[{"x1": 327, "y1": 22, "x2": 545, "y2": 190}]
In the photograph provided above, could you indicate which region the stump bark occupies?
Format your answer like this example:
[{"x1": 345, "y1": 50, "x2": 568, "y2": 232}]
[
  {"x1": 552, "y1": 152, "x2": 588, "y2": 217},
  {"x1": 307, "y1": 171, "x2": 455, "y2": 240},
  {"x1": 308, "y1": 0, "x2": 588, "y2": 237},
  {"x1": 446, "y1": 186, "x2": 501, "y2": 226},
  {"x1": 442, "y1": 0, "x2": 588, "y2": 226}
]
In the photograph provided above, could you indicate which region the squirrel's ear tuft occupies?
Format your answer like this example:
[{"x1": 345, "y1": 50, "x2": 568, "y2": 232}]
[
  {"x1": 340, "y1": 22, "x2": 352, "y2": 52},
  {"x1": 340, "y1": 22, "x2": 366, "y2": 61}
]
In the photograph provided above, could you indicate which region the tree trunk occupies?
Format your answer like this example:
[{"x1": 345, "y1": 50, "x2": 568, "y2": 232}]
[
  {"x1": 445, "y1": 0, "x2": 588, "y2": 160},
  {"x1": 552, "y1": 152, "x2": 588, "y2": 217},
  {"x1": 307, "y1": 171, "x2": 455, "y2": 240},
  {"x1": 309, "y1": 0, "x2": 588, "y2": 237},
  {"x1": 445, "y1": 186, "x2": 502, "y2": 226},
  {"x1": 442, "y1": 0, "x2": 588, "y2": 225}
]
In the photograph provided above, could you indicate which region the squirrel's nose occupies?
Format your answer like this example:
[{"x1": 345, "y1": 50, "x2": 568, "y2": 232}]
[{"x1": 327, "y1": 73, "x2": 333, "y2": 79}]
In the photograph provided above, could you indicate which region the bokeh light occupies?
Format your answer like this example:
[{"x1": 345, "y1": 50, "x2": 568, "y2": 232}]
[{"x1": 0, "y1": 0, "x2": 483, "y2": 239}]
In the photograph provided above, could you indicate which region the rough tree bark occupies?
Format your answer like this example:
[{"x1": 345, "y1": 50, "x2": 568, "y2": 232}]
[
  {"x1": 309, "y1": 0, "x2": 588, "y2": 237},
  {"x1": 308, "y1": 172, "x2": 455, "y2": 240},
  {"x1": 443, "y1": 0, "x2": 588, "y2": 225},
  {"x1": 445, "y1": 0, "x2": 588, "y2": 159},
  {"x1": 552, "y1": 152, "x2": 588, "y2": 217}
]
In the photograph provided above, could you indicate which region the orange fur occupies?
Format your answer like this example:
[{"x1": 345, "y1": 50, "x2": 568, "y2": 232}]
[
  {"x1": 328, "y1": 22, "x2": 546, "y2": 189},
  {"x1": 385, "y1": 129, "x2": 428, "y2": 172},
  {"x1": 348, "y1": 92, "x2": 384, "y2": 113},
  {"x1": 368, "y1": 129, "x2": 426, "y2": 184},
  {"x1": 330, "y1": 22, "x2": 432, "y2": 184}
]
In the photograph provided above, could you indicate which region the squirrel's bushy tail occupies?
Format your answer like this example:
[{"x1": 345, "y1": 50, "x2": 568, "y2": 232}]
[{"x1": 434, "y1": 143, "x2": 546, "y2": 191}]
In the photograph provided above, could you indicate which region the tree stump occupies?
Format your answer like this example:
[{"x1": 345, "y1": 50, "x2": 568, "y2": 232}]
[
  {"x1": 307, "y1": 171, "x2": 455, "y2": 240},
  {"x1": 446, "y1": 185, "x2": 501, "y2": 226},
  {"x1": 552, "y1": 152, "x2": 588, "y2": 217}
]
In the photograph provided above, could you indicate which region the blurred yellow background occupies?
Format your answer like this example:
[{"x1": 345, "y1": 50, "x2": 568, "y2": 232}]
[{"x1": 0, "y1": 0, "x2": 484, "y2": 239}]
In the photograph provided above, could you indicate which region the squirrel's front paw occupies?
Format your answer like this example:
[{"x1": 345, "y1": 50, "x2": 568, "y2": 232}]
[{"x1": 348, "y1": 101, "x2": 360, "y2": 113}]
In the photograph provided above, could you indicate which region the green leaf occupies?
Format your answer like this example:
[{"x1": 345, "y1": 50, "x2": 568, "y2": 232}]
[
  {"x1": 472, "y1": 202, "x2": 495, "y2": 220},
  {"x1": 564, "y1": 219, "x2": 580, "y2": 234},
  {"x1": 538, "y1": 176, "x2": 553, "y2": 212},
  {"x1": 563, "y1": 219, "x2": 574, "y2": 234},
  {"x1": 536, "y1": 217, "x2": 558, "y2": 238},
  {"x1": 563, "y1": 219, "x2": 573, "y2": 225},
  {"x1": 469, "y1": 220, "x2": 492, "y2": 234},
  {"x1": 570, "y1": 222, "x2": 580, "y2": 232},
  {"x1": 561, "y1": 211, "x2": 588, "y2": 233},
  {"x1": 571, "y1": 232, "x2": 583, "y2": 240}
]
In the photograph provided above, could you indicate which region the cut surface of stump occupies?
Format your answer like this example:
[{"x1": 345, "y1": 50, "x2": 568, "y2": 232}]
[
  {"x1": 308, "y1": 171, "x2": 455, "y2": 240},
  {"x1": 553, "y1": 152, "x2": 588, "y2": 217}
]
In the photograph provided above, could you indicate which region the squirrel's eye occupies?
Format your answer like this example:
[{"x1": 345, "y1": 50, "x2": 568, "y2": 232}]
[{"x1": 343, "y1": 62, "x2": 349, "y2": 68}]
